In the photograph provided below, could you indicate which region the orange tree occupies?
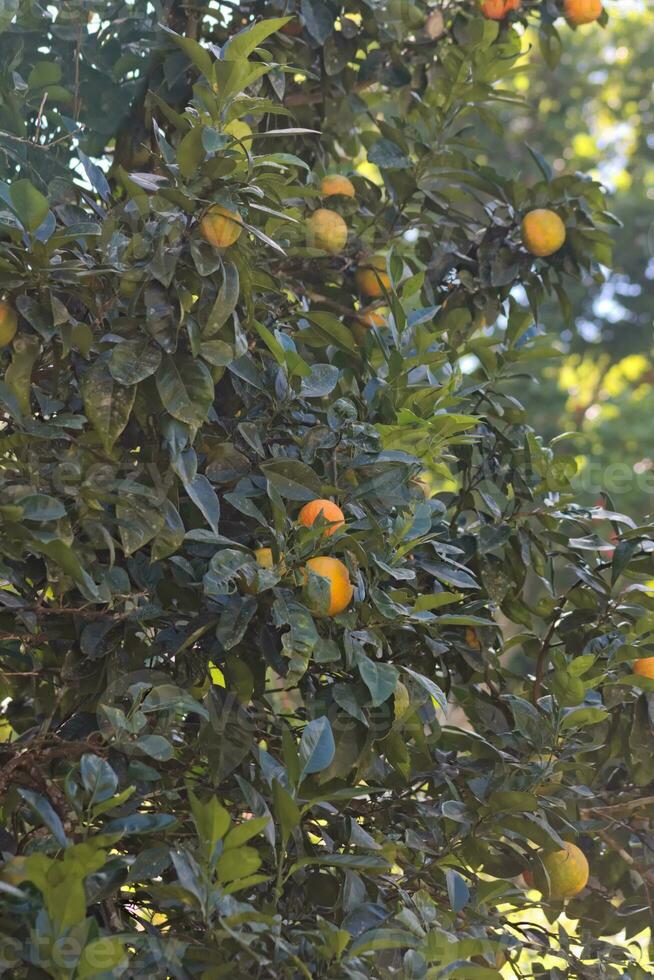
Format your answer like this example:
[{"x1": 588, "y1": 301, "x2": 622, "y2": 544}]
[{"x1": 0, "y1": 1, "x2": 652, "y2": 977}]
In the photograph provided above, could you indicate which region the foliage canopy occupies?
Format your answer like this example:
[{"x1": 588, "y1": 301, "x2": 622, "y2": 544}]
[{"x1": 0, "y1": 1, "x2": 652, "y2": 978}]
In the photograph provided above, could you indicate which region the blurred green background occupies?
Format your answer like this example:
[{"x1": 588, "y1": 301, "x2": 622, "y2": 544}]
[{"x1": 496, "y1": 0, "x2": 653, "y2": 521}]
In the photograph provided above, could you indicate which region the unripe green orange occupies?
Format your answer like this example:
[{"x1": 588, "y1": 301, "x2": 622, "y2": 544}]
[
  {"x1": 0, "y1": 301, "x2": 18, "y2": 346},
  {"x1": 521, "y1": 209, "x2": 566, "y2": 257},
  {"x1": 200, "y1": 205, "x2": 244, "y2": 249},
  {"x1": 224, "y1": 119, "x2": 253, "y2": 152},
  {"x1": 307, "y1": 208, "x2": 348, "y2": 254}
]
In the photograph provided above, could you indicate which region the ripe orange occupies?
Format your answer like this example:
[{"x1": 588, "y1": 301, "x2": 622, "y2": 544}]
[
  {"x1": 200, "y1": 205, "x2": 244, "y2": 249},
  {"x1": 307, "y1": 208, "x2": 348, "y2": 254},
  {"x1": 633, "y1": 657, "x2": 654, "y2": 680},
  {"x1": 564, "y1": 0, "x2": 602, "y2": 25},
  {"x1": 303, "y1": 556, "x2": 353, "y2": 616},
  {"x1": 521, "y1": 209, "x2": 566, "y2": 257},
  {"x1": 481, "y1": 0, "x2": 521, "y2": 19},
  {"x1": 0, "y1": 301, "x2": 18, "y2": 346},
  {"x1": 359, "y1": 307, "x2": 387, "y2": 329},
  {"x1": 321, "y1": 175, "x2": 355, "y2": 199},
  {"x1": 535, "y1": 842, "x2": 589, "y2": 900},
  {"x1": 355, "y1": 256, "x2": 390, "y2": 298},
  {"x1": 298, "y1": 499, "x2": 345, "y2": 537}
]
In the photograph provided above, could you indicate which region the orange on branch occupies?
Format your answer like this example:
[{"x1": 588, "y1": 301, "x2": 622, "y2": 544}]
[
  {"x1": 521, "y1": 209, "x2": 566, "y2": 257},
  {"x1": 303, "y1": 556, "x2": 353, "y2": 617},
  {"x1": 307, "y1": 208, "x2": 348, "y2": 254},
  {"x1": 564, "y1": 0, "x2": 602, "y2": 25},
  {"x1": 298, "y1": 499, "x2": 345, "y2": 537},
  {"x1": 359, "y1": 307, "x2": 387, "y2": 329},
  {"x1": 535, "y1": 842, "x2": 589, "y2": 900},
  {"x1": 633, "y1": 657, "x2": 654, "y2": 680},
  {"x1": 481, "y1": 0, "x2": 521, "y2": 19},
  {"x1": 355, "y1": 256, "x2": 391, "y2": 298},
  {"x1": 200, "y1": 204, "x2": 244, "y2": 249},
  {"x1": 0, "y1": 301, "x2": 18, "y2": 346},
  {"x1": 321, "y1": 175, "x2": 355, "y2": 199}
]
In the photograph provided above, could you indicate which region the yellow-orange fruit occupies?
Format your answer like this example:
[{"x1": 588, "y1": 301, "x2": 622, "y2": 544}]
[
  {"x1": 307, "y1": 208, "x2": 348, "y2": 254},
  {"x1": 200, "y1": 205, "x2": 244, "y2": 249},
  {"x1": 303, "y1": 556, "x2": 353, "y2": 617},
  {"x1": 481, "y1": 0, "x2": 521, "y2": 18},
  {"x1": 521, "y1": 209, "x2": 566, "y2": 257},
  {"x1": 254, "y1": 547, "x2": 274, "y2": 568},
  {"x1": 535, "y1": 842, "x2": 589, "y2": 900},
  {"x1": 564, "y1": 0, "x2": 602, "y2": 25},
  {"x1": 359, "y1": 307, "x2": 387, "y2": 329},
  {"x1": 298, "y1": 499, "x2": 345, "y2": 537},
  {"x1": 0, "y1": 301, "x2": 18, "y2": 346},
  {"x1": 633, "y1": 657, "x2": 654, "y2": 680},
  {"x1": 355, "y1": 256, "x2": 390, "y2": 298},
  {"x1": 321, "y1": 175, "x2": 355, "y2": 199}
]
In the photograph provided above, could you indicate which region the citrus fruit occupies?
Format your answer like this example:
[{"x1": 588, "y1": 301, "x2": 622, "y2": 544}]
[
  {"x1": 355, "y1": 256, "x2": 390, "y2": 298},
  {"x1": 200, "y1": 204, "x2": 244, "y2": 249},
  {"x1": 359, "y1": 307, "x2": 387, "y2": 329},
  {"x1": 254, "y1": 547, "x2": 274, "y2": 568},
  {"x1": 303, "y1": 556, "x2": 353, "y2": 616},
  {"x1": 224, "y1": 119, "x2": 253, "y2": 151},
  {"x1": 321, "y1": 175, "x2": 355, "y2": 199},
  {"x1": 481, "y1": 0, "x2": 521, "y2": 18},
  {"x1": 535, "y1": 841, "x2": 589, "y2": 900},
  {"x1": 0, "y1": 301, "x2": 18, "y2": 346},
  {"x1": 298, "y1": 499, "x2": 345, "y2": 537},
  {"x1": 633, "y1": 657, "x2": 654, "y2": 679},
  {"x1": 307, "y1": 208, "x2": 348, "y2": 254},
  {"x1": 564, "y1": 0, "x2": 602, "y2": 25},
  {"x1": 521, "y1": 209, "x2": 566, "y2": 257}
]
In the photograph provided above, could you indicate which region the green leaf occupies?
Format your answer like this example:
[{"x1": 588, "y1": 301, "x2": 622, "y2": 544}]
[
  {"x1": 80, "y1": 754, "x2": 118, "y2": 805},
  {"x1": 272, "y1": 780, "x2": 301, "y2": 843},
  {"x1": 10, "y1": 178, "x2": 49, "y2": 231},
  {"x1": 109, "y1": 339, "x2": 162, "y2": 385},
  {"x1": 156, "y1": 355, "x2": 214, "y2": 425},
  {"x1": 216, "y1": 845, "x2": 261, "y2": 883},
  {"x1": 81, "y1": 356, "x2": 136, "y2": 451},
  {"x1": 358, "y1": 657, "x2": 398, "y2": 707},
  {"x1": 260, "y1": 458, "x2": 322, "y2": 501},
  {"x1": 76, "y1": 938, "x2": 127, "y2": 980},
  {"x1": 223, "y1": 16, "x2": 292, "y2": 59},
  {"x1": 204, "y1": 261, "x2": 240, "y2": 336},
  {"x1": 299, "y1": 717, "x2": 335, "y2": 779},
  {"x1": 188, "y1": 786, "x2": 230, "y2": 860}
]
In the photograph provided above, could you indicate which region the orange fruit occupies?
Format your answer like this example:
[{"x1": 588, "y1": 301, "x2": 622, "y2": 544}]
[
  {"x1": 535, "y1": 842, "x2": 589, "y2": 900},
  {"x1": 481, "y1": 0, "x2": 521, "y2": 18},
  {"x1": 633, "y1": 657, "x2": 654, "y2": 680},
  {"x1": 355, "y1": 256, "x2": 390, "y2": 298},
  {"x1": 321, "y1": 175, "x2": 355, "y2": 199},
  {"x1": 307, "y1": 208, "x2": 348, "y2": 254},
  {"x1": 564, "y1": 0, "x2": 602, "y2": 25},
  {"x1": 359, "y1": 307, "x2": 387, "y2": 329},
  {"x1": 298, "y1": 499, "x2": 345, "y2": 537},
  {"x1": 521, "y1": 209, "x2": 566, "y2": 258},
  {"x1": 280, "y1": 17, "x2": 302, "y2": 36},
  {"x1": 0, "y1": 301, "x2": 18, "y2": 346},
  {"x1": 254, "y1": 547, "x2": 274, "y2": 568},
  {"x1": 200, "y1": 205, "x2": 244, "y2": 249},
  {"x1": 303, "y1": 556, "x2": 353, "y2": 617}
]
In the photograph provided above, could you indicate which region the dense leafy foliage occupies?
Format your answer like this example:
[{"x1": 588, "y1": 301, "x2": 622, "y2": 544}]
[{"x1": 0, "y1": 2, "x2": 653, "y2": 978}]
